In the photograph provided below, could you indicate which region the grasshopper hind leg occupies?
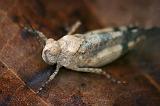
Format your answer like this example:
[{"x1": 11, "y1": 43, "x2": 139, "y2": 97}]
[{"x1": 73, "y1": 67, "x2": 126, "y2": 84}]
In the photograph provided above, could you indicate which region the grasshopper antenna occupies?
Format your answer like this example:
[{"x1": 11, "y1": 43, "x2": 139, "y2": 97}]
[{"x1": 22, "y1": 16, "x2": 48, "y2": 47}]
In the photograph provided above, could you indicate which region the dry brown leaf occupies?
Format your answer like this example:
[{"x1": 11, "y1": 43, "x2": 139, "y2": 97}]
[{"x1": 0, "y1": 0, "x2": 160, "y2": 105}]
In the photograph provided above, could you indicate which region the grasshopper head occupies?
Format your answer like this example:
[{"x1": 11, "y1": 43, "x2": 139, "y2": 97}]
[{"x1": 42, "y1": 38, "x2": 61, "y2": 65}]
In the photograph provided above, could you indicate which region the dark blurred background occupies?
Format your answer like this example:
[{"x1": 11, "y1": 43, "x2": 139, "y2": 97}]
[{"x1": 0, "y1": 0, "x2": 160, "y2": 105}]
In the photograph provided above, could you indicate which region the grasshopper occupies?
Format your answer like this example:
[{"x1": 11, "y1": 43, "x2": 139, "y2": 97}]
[{"x1": 24, "y1": 21, "x2": 146, "y2": 92}]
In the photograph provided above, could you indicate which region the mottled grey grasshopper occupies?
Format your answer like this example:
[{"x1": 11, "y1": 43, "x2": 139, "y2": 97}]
[{"x1": 24, "y1": 21, "x2": 146, "y2": 92}]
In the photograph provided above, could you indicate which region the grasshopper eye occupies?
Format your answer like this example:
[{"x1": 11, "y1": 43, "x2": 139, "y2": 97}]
[
  {"x1": 42, "y1": 39, "x2": 61, "y2": 65},
  {"x1": 42, "y1": 50, "x2": 57, "y2": 65}
]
